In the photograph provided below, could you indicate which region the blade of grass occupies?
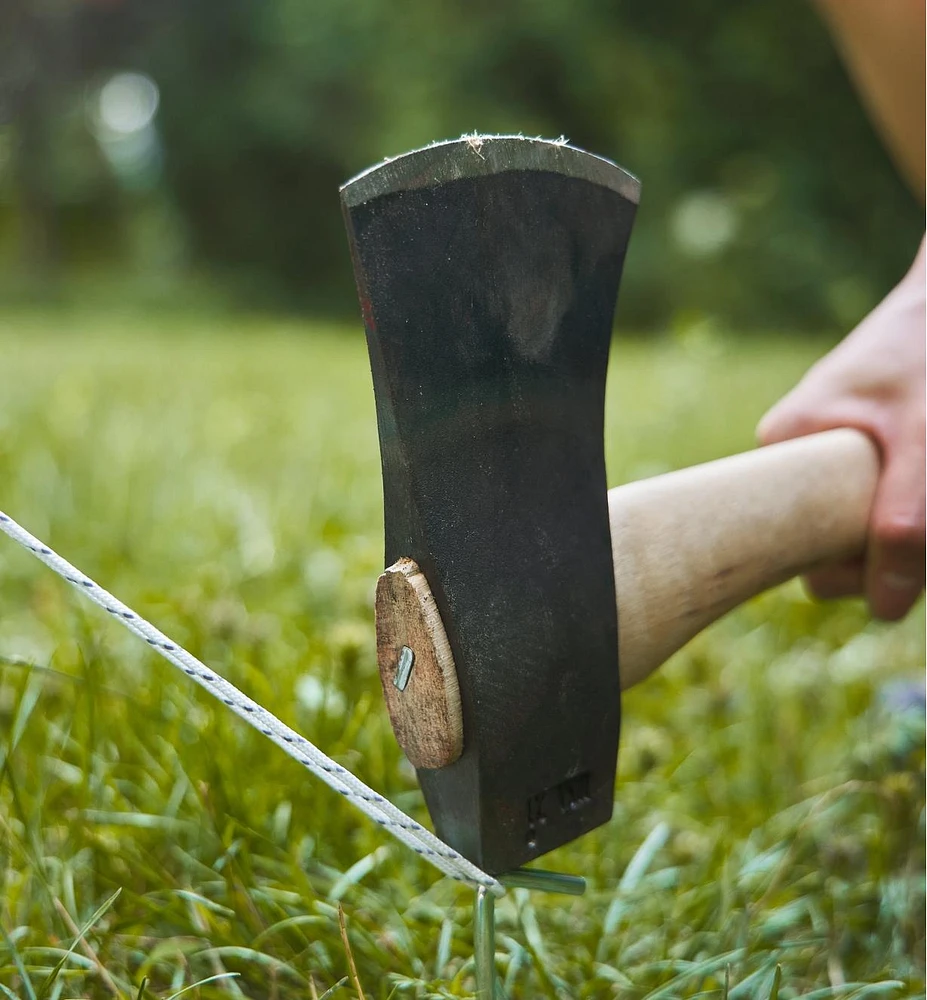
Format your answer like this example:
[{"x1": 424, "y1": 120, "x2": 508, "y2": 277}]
[
  {"x1": 599, "y1": 820, "x2": 671, "y2": 957},
  {"x1": 642, "y1": 949, "x2": 746, "y2": 1000},
  {"x1": 328, "y1": 847, "x2": 389, "y2": 903},
  {"x1": 434, "y1": 917, "x2": 453, "y2": 981},
  {"x1": 794, "y1": 983, "x2": 903, "y2": 999},
  {"x1": 729, "y1": 958, "x2": 780, "y2": 1000},
  {"x1": 51, "y1": 895, "x2": 121, "y2": 997},
  {"x1": 0, "y1": 923, "x2": 38, "y2": 1000},
  {"x1": 9, "y1": 669, "x2": 45, "y2": 752},
  {"x1": 767, "y1": 965, "x2": 782, "y2": 1000},
  {"x1": 166, "y1": 972, "x2": 241, "y2": 999},
  {"x1": 37, "y1": 889, "x2": 122, "y2": 1000},
  {"x1": 841, "y1": 985, "x2": 906, "y2": 999},
  {"x1": 318, "y1": 977, "x2": 349, "y2": 999},
  {"x1": 338, "y1": 905, "x2": 366, "y2": 1000}
]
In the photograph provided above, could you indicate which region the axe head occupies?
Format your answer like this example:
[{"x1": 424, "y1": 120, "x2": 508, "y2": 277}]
[{"x1": 341, "y1": 136, "x2": 638, "y2": 873}]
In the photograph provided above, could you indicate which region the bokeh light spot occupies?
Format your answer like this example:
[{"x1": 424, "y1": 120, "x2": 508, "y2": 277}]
[
  {"x1": 671, "y1": 192, "x2": 739, "y2": 258},
  {"x1": 98, "y1": 72, "x2": 160, "y2": 135}
]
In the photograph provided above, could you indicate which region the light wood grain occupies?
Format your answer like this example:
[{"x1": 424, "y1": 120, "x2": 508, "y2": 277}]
[
  {"x1": 610, "y1": 428, "x2": 880, "y2": 689},
  {"x1": 375, "y1": 558, "x2": 463, "y2": 769}
]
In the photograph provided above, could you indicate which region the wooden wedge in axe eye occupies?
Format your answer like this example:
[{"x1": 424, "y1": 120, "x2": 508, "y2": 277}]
[{"x1": 340, "y1": 135, "x2": 880, "y2": 875}]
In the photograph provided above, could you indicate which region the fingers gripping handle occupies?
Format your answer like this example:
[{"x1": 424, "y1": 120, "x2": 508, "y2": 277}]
[{"x1": 611, "y1": 428, "x2": 881, "y2": 689}]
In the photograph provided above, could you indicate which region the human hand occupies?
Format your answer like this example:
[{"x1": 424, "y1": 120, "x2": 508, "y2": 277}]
[{"x1": 758, "y1": 239, "x2": 926, "y2": 620}]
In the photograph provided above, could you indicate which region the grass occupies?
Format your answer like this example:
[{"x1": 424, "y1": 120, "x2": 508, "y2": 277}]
[{"x1": 0, "y1": 309, "x2": 922, "y2": 999}]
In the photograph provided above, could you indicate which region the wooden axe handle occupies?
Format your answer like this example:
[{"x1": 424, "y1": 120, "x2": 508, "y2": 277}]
[{"x1": 610, "y1": 427, "x2": 881, "y2": 689}]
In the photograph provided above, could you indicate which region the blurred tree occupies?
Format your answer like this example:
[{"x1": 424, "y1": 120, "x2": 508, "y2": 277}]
[
  {"x1": 0, "y1": 0, "x2": 153, "y2": 294},
  {"x1": 0, "y1": 0, "x2": 921, "y2": 328},
  {"x1": 0, "y1": 0, "x2": 76, "y2": 289}
]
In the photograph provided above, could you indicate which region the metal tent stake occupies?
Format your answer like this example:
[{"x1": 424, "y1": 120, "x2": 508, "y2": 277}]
[
  {"x1": 473, "y1": 886, "x2": 498, "y2": 1000},
  {"x1": 473, "y1": 868, "x2": 586, "y2": 998}
]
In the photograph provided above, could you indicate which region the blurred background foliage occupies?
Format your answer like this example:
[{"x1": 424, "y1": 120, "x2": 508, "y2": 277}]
[{"x1": 0, "y1": 0, "x2": 922, "y2": 329}]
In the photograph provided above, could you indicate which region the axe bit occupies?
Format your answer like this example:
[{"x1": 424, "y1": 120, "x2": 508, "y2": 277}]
[{"x1": 341, "y1": 135, "x2": 880, "y2": 875}]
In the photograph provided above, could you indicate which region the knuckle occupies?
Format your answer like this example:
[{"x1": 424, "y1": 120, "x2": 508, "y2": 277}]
[{"x1": 874, "y1": 511, "x2": 926, "y2": 549}]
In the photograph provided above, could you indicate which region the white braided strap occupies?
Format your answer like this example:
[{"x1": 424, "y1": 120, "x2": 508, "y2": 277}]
[{"x1": 0, "y1": 510, "x2": 502, "y2": 895}]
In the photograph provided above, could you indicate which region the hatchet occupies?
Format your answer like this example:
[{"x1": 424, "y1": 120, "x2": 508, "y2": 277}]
[{"x1": 340, "y1": 136, "x2": 879, "y2": 875}]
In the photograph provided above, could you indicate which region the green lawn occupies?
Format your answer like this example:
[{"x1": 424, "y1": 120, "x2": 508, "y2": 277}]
[{"x1": 0, "y1": 310, "x2": 922, "y2": 999}]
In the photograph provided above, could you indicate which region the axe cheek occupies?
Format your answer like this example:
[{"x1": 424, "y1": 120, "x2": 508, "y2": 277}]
[{"x1": 343, "y1": 136, "x2": 638, "y2": 872}]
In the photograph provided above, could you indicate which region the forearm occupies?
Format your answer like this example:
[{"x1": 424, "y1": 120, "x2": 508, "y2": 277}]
[{"x1": 814, "y1": 0, "x2": 925, "y2": 198}]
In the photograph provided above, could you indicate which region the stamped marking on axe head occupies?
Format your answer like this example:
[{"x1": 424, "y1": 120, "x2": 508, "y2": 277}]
[{"x1": 342, "y1": 135, "x2": 639, "y2": 873}]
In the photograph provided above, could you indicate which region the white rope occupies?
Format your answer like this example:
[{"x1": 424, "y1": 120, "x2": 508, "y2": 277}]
[{"x1": 0, "y1": 509, "x2": 502, "y2": 895}]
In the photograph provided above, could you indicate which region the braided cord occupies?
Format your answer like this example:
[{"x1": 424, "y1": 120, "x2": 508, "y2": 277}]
[{"x1": 0, "y1": 510, "x2": 502, "y2": 895}]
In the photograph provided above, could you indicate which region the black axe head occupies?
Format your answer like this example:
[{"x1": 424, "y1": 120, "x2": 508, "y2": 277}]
[{"x1": 341, "y1": 136, "x2": 638, "y2": 873}]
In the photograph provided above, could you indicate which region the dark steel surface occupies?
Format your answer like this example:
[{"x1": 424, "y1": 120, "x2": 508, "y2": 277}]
[{"x1": 342, "y1": 137, "x2": 637, "y2": 873}]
